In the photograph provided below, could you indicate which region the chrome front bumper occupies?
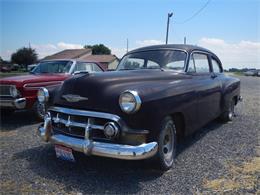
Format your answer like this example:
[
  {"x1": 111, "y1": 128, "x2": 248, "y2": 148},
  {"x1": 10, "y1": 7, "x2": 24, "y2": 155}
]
[
  {"x1": 0, "y1": 98, "x2": 26, "y2": 109},
  {"x1": 38, "y1": 116, "x2": 158, "y2": 160}
]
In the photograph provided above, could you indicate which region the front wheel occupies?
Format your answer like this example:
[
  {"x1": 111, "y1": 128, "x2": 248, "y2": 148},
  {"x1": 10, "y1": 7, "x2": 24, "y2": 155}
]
[
  {"x1": 154, "y1": 116, "x2": 177, "y2": 171},
  {"x1": 220, "y1": 98, "x2": 236, "y2": 122},
  {"x1": 33, "y1": 101, "x2": 46, "y2": 121}
]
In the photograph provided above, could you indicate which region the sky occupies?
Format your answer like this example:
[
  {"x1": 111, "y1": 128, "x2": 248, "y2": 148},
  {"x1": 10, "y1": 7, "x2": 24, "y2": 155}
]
[{"x1": 0, "y1": 0, "x2": 259, "y2": 69}]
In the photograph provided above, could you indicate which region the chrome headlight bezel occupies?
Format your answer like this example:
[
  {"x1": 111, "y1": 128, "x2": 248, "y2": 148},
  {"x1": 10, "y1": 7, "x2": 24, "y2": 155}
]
[
  {"x1": 9, "y1": 85, "x2": 20, "y2": 98},
  {"x1": 37, "y1": 87, "x2": 49, "y2": 103},
  {"x1": 119, "y1": 90, "x2": 141, "y2": 114}
]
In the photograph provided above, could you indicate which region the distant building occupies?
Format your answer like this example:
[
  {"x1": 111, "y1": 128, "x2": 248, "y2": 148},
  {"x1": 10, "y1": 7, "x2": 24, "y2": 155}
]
[{"x1": 42, "y1": 49, "x2": 119, "y2": 70}]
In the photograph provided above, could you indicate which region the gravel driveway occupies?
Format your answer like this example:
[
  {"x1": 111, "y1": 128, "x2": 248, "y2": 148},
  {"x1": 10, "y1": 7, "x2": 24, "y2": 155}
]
[{"x1": 0, "y1": 75, "x2": 259, "y2": 194}]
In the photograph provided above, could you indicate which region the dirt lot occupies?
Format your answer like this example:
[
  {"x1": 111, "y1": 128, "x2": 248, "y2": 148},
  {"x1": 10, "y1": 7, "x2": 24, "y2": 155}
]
[{"x1": 0, "y1": 75, "x2": 259, "y2": 194}]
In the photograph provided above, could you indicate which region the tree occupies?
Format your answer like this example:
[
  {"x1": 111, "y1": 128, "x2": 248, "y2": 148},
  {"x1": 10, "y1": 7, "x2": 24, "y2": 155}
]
[
  {"x1": 11, "y1": 47, "x2": 38, "y2": 70},
  {"x1": 84, "y1": 44, "x2": 111, "y2": 55}
]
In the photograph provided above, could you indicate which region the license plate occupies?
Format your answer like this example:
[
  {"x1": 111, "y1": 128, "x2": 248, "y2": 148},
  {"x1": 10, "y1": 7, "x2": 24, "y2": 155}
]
[{"x1": 55, "y1": 145, "x2": 75, "y2": 162}]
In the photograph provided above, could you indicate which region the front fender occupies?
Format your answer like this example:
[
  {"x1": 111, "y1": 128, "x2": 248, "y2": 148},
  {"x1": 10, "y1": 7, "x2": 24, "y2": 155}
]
[{"x1": 221, "y1": 77, "x2": 240, "y2": 111}]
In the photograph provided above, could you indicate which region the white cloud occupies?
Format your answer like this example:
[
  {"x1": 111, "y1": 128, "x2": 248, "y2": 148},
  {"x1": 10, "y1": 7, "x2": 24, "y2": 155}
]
[
  {"x1": 198, "y1": 38, "x2": 260, "y2": 69},
  {"x1": 0, "y1": 50, "x2": 13, "y2": 61},
  {"x1": 136, "y1": 39, "x2": 164, "y2": 47},
  {"x1": 56, "y1": 42, "x2": 83, "y2": 50},
  {"x1": 32, "y1": 42, "x2": 84, "y2": 59},
  {"x1": 110, "y1": 47, "x2": 127, "y2": 58},
  {"x1": 2, "y1": 38, "x2": 259, "y2": 69},
  {"x1": 1, "y1": 42, "x2": 84, "y2": 60}
]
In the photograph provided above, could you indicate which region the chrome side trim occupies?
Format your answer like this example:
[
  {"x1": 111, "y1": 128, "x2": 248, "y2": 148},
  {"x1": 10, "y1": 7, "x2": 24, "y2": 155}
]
[
  {"x1": 49, "y1": 106, "x2": 121, "y2": 122},
  {"x1": 23, "y1": 81, "x2": 63, "y2": 90}
]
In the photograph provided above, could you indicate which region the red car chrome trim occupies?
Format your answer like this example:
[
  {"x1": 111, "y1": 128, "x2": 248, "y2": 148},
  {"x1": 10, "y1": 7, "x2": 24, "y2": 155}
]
[{"x1": 23, "y1": 81, "x2": 63, "y2": 90}]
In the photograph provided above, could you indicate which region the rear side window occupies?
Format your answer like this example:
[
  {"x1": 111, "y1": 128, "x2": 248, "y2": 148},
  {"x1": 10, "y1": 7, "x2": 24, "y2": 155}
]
[
  {"x1": 192, "y1": 53, "x2": 210, "y2": 73},
  {"x1": 211, "y1": 58, "x2": 222, "y2": 73}
]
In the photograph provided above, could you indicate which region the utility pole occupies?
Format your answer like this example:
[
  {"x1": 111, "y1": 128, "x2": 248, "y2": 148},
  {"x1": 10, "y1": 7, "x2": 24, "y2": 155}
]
[
  {"x1": 165, "y1": 12, "x2": 173, "y2": 44},
  {"x1": 184, "y1": 37, "x2": 186, "y2": 44}
]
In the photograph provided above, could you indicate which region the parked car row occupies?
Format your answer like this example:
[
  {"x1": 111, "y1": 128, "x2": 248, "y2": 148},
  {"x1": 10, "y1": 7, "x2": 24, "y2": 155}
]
[
  {"x1": 0, "y1": 64, "x2": 21, "y2": 72},
  {"x1": 244, "y1": 69, "x2": 260, "y2": 77},
  {"x1": 0, "y1": 44, "x2": 242, "y2": 170},
  {"x1": 0, "y1": 60, "x2": 104, "y2": 119}
]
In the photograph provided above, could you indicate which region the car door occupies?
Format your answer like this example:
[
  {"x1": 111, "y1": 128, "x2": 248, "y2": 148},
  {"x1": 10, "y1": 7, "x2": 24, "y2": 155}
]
[
  {"x1": 189, "y1": 52, "x2": 222, "y2": 128},
  {"x1": 210, "y1": 56, "x2": 224, "y2": 116}
]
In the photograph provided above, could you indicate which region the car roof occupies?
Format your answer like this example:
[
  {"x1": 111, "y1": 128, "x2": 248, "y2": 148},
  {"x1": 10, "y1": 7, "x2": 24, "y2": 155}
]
[
  {"x1": 40, "y1": 59, "x2": 99, "y2": 63},
  {"x1": 128, "y1": 44, "x2": 213, "y2": 54}
]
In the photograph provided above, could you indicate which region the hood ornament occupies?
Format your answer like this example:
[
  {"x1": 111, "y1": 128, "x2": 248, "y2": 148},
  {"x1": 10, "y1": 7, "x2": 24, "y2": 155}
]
[{"x1": 62, "y1": 94, "x2": 88, "y2": 102}]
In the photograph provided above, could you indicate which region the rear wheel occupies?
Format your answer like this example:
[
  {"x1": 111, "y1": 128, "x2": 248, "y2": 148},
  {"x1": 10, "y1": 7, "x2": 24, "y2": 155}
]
[{"x1": 154, "y1": 116, "x2": 176, "y2": 171}]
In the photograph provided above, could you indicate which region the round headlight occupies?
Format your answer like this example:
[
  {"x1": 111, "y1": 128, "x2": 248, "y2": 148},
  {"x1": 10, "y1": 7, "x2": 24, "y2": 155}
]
[
  {"x1": 119, "y1": 90, "x2": 141, "y2": 114},
  {"x1": 9, "y1": 86, "x2": 20, "y2": 98},
  {"x1": 37, "y1": 87, "x2": 49, "y2": 103}
]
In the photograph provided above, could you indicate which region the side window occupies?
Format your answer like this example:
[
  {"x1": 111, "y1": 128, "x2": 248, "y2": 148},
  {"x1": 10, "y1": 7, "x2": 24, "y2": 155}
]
[
  {"x1": 147, "y1": 60, "x2": 160, "y2": 69},
  {"x1": 211, "y1": 58, "x2": 221, "y2": 73},
  {"x1": 124, "y1": 58, "x2": 144, "y2": 69},
  {"x1": 193, "y1": 53, "x2": 210, "y2": 73},
  {"x1": 75, "y1": 62, "x2": 102, "y2": 72},
  {"x1": 92, "y1": 64, "x2": 102, "y2": 72},
  {"x1": 165, "y1": 61, "x2": 185, "y2": 70},
  {"x1": 188, "y1": 55, "x2": 196, "y2": 72}
]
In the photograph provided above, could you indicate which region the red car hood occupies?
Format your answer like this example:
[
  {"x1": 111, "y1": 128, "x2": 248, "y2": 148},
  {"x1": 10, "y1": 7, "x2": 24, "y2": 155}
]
[{"x1": 0, "y1": 73, "x2": 70, "y2": 87}]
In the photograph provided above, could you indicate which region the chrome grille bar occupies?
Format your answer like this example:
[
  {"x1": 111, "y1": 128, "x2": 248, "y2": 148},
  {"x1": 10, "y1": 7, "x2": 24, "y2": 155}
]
[
  {"x1": 52, "y1": 112, "x2": 104, "y2": 130},
  {"x1": 0, "y1": 85, "x2": 12, "y2": 97},
  {"x1": 49, "y1": 106, "x2": 120, "y2": 122}
]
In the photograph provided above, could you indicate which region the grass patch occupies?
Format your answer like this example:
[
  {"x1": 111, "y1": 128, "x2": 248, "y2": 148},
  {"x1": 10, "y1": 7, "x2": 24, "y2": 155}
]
[
  {"x1": 232, "y1": 72, "x2": 244, "y2": 76},
  {"x1": 202, "y1": 157, "x2": 260, "y2": 193}
]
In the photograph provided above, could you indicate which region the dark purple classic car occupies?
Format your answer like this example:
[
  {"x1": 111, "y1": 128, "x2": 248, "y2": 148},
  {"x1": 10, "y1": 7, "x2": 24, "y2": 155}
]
[{"x1": 37, "y1": 44, "x2": 242, "y2": 170}]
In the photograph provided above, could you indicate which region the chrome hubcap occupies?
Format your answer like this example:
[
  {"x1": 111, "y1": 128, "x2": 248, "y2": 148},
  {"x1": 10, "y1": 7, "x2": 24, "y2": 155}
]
[
  {"x1": 228, "y1": 101, "x2": 235, "y2": 120},
  {"x1": 162, "y1": 123, "x2": 174, "y2": 164},
  {"x1": 37, "y1": 103, "x2": 45, "y2": 118}
]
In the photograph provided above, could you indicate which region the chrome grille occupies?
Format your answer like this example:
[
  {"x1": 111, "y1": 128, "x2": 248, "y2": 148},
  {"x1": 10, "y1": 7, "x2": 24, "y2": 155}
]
[
  {"x1": 0, "y1": 85, "x2": 12, "y2": 96},
  {"x1": 50, "y1": 109, "x2": 112, "y2": 139}
]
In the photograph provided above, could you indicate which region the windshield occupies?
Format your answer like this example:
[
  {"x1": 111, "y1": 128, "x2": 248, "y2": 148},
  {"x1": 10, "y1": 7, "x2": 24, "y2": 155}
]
[
  {"x1": 117, "y1": 50, "x2": 187, "y2": 71},
  {"x1": 32, "y1": 60, "x2": 73, "y2": 74}
]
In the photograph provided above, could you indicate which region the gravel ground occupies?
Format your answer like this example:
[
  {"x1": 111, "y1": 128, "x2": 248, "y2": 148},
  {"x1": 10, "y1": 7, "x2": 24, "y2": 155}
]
[{"x1": 0, "y1": 75, "x2": 259, "y2": 194}]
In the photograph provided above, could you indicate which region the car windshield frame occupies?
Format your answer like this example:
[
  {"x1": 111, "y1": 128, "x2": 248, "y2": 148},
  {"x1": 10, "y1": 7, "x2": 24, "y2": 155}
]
[
  {"x1": 31, "y1": 60, "x2": 73, "y2": 74},
  {"x1": 116, "y1": 49, "x2": 188, "y2": 71}
]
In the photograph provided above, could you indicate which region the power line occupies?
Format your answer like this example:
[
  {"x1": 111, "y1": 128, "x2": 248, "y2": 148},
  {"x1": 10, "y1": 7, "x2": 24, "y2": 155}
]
[{"x1": 177, "y1": 0, "x2": 211, "y2": 24}]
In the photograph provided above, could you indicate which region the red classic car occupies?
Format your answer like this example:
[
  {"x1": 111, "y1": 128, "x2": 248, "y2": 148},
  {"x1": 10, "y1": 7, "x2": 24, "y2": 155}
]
[{"x1": 0, "y1": 59, "x2": 104, "y2": 119}]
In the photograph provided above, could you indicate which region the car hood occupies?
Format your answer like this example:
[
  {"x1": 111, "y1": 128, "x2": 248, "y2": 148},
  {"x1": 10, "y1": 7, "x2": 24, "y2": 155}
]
[
  {"x1": 0, "y1": 74, "x2": 69, "y2": 87},
  {"x1": 53, "y1": 70, "x2": 191, "y2": 114}
]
